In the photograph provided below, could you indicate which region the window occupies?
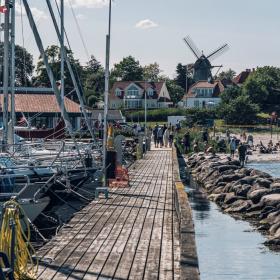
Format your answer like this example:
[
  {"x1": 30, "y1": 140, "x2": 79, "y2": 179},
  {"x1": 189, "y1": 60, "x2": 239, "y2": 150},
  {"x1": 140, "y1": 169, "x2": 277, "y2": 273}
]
[
  {"x1": 126, "y1": 85, "x2": 139, "y2": 98},
  {"x1": 115, "y1": 88, "x2": 122, "y2": 97},
  {"x1": 194, "y1": 100, "x2": 200, "y2": 108},
  {"x1": 147, "y1": 88, "x2": 154, "y2": 97}
]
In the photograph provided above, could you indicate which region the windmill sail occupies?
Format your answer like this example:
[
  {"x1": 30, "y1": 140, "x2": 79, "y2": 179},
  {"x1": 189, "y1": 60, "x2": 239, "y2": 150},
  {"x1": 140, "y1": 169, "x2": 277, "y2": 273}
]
[
  {"x1": 183, "y1": 36, "x2": 202, "y2": 59},
  {"x1": 207, "y1": 44, "x2": 229, "y2": 62}
]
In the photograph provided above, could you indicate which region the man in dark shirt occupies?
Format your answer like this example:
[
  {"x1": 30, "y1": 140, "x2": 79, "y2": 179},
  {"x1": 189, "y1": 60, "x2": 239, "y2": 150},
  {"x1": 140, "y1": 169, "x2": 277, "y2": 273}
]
[{"x1": 238, "y1": 142, "x2": 247, "y2": 167}]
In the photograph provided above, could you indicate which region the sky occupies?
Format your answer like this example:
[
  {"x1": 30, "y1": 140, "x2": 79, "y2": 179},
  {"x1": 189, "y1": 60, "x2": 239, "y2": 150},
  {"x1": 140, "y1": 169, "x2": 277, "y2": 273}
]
[{"x1": 7, "y1": 0, "x2": 280, "y2": 78}]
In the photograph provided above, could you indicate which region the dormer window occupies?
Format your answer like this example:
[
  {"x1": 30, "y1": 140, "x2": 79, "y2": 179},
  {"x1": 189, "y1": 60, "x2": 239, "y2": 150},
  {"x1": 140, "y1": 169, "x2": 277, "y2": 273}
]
[
  {"x1": 115, "y1": 88, "x2": 122, "y2": 97},
  {"x1": 147, "y1": 88, "x2": 154, "y2": 97}
]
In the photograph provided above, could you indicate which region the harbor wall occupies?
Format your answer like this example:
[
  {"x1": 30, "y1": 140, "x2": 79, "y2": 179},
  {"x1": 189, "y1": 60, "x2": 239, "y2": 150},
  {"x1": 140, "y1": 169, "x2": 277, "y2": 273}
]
[{"x1": 172, "y1": 147, "x2": 200, "y2": 280}]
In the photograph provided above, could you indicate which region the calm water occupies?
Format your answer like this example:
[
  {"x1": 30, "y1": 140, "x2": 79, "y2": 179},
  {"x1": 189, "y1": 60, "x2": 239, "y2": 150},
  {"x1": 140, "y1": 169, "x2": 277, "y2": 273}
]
[
  {"x1": 180, "y1": 158, "x2": 280, "y2": 280},
  {"x1": 248, "y1": 162, "x2": 280, "y2": 178}
]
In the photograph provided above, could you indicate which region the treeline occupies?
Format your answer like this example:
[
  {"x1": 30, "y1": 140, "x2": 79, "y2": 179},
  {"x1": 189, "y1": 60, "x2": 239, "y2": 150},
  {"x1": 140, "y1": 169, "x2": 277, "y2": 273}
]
[
  {"x1": 0, "y1": 44, "x2": 189, "y2": 106},
  {"x1": 217, "y1": 66, "x2": 280, "y2": 124}
]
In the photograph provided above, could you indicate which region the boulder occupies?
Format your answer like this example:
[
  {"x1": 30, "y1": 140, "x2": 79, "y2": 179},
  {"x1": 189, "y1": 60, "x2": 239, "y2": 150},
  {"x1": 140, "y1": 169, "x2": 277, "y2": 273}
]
[
  {"x1": 250, "y1": 169, "x2": 271, "y2": 178},
  {"x1": 248, "y1": 188, "x2": 269, "y2": 204},
  {"x1": 269, "y1": 222, "x2": 280, "y2": 235},
  {"x1": 225, "y1": 200, "x2": 251, "y2": 213},
  {"x1": 208, "y1": 193, "x2": 226, "y2": 205},
  {"x1": 224, "y1": 192, "x2": 244, "y2": 204},
  {"x1": 233, "y1": 184, "x2": 252, "y2": 197},
  {"x1": 217, "y1": 165, "x2": 239, "y2": 173},
  {"x1": 261, "y1": 194, "x2": 280, "y2": 207},
  {"x1": 254, "y1": 178, "x2": 271, "y2": 189},
  {"x1": 270, "y1": 182, "x2": 280, "y2": 190}
]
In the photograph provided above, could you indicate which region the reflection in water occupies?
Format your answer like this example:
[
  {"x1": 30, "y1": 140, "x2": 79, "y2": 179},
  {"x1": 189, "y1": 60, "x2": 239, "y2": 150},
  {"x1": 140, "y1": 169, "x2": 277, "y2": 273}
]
[{"x1": 178, "y1": 156, "x2": 280, "y2": 280}]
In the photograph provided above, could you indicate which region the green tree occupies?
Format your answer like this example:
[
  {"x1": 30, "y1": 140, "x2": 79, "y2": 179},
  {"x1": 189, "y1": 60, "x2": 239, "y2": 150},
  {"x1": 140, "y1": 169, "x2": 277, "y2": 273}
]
[
  {"x1": 243, "y1": 66, "x2": 280, "y2": 111},
  {"x1": 217, "y1": 68, "x2": 236, "y2": 80},
  {"x1": 83, "y1": 55, "x2": 105, "y2": 106},
  {"x1": 220, "y1": 86, "x2": 243, "y2": 104},
  {"x1": 218, "y1": 94, "x2": 260, "y2": 124},
  {"x1": 175, "y1": 63, "x2": 186, "y2": 91},
  {"x1": 34, "y1": 45, "x2": 83, "y2": 91},
  {"x1": 0, "y1": 43, "x2": 34, "y2": 86},
  {"x1": 143, "y1": 62, "x2": 162, "y2": 81},
  {"x1": 111, "y1": 56, "x2": 143, "y2": 81},
  {"x1": 166, "y1": 79, "x2": 185, "y2": 104}
]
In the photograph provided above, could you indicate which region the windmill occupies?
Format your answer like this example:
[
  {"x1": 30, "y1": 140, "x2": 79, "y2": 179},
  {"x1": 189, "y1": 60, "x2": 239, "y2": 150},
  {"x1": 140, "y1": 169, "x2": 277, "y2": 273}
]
[{"x1": 183, "y1": 35, "x2": 229, "y2": 82}]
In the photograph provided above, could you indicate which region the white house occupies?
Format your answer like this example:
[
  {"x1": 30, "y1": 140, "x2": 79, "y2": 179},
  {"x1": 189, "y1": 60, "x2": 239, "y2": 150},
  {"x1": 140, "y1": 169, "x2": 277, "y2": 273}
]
[
  {"x1": 182, "y1": 80, "x2": 224, "y2": 109},
  {"x1": 109, "y1": 81, "x2": 173, "y2": 110}
]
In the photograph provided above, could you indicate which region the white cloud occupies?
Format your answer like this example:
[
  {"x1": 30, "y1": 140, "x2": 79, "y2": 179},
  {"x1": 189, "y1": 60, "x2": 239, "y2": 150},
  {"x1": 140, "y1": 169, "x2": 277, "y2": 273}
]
[
  {"x1": 66, "y1": 0, "x2": 109, "y2": 9},
  {"x1": 135, "y1": 19, "x2": 159, "y2": 30},
  {"x1": 15, "y1": 3, "x2": 48, "y2": 21}
]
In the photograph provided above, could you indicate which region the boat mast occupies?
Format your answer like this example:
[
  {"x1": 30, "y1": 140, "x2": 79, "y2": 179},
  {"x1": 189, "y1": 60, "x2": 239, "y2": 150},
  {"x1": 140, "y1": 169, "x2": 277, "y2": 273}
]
[
  {"x1": 10, "y1": 0, "x2": 15, "y2": 144},
  {"x1": 60, "y1": 0, "x2": 64, "y2": 113},
  {"x1": 45, "y1": 0, "x2": 95, "y2": 141},
  {"x1": 102, "y1": 0, "x2": 112, "y2": 175},
  {"x1": 2, "y1": 0, "x2": 10, "y2": 150},
  {"x1": 22, "y1": 0, "x2": 74, "y2": 136}
]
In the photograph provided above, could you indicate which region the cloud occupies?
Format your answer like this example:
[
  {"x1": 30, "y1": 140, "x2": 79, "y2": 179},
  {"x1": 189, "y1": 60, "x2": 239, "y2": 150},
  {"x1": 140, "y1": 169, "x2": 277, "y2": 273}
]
[
  {"x1": 15, "y1": 3, "x2": 48, "y2": 21},
  {"x1": 66, "y1": 0, "x2": 109, "y2": 9},
  {"x1": 135, "y1": 19, "x2": 159, "y2": 30}
]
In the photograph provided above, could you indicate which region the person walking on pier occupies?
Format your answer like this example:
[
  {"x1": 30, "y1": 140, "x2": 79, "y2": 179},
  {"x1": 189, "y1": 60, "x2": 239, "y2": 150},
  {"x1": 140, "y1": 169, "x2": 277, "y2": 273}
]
[
  {"x1": 163, "y1": 127, "x2": 170, "y2": 147},
  {"x1": 229, "y1": 137, "x2": 236, "y2": 158},
  {"x1": 238, "y1": 142, "x2": 247, "y2": 167},
  {"x1": 183, "y1": 131, "x2": 191, "y2": 154},
  {"x1": 157, "y1": 126, "x2": 164, "y2": 148},
  {"x1": 153, "y1": 124, "x2": 159, "y2": 148}
]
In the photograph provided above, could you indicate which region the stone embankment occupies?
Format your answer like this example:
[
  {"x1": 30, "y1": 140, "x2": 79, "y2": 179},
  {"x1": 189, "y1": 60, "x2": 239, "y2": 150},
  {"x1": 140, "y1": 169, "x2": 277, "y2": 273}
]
[{"x1": 186, "y1": 153, "x2": 280, "y2": 247}]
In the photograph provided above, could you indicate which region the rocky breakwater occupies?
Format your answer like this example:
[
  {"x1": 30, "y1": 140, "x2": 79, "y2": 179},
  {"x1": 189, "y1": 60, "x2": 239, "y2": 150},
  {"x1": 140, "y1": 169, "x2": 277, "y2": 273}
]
[{"x1": 186, "y1": 153, "x2": 280, "y2": 247}]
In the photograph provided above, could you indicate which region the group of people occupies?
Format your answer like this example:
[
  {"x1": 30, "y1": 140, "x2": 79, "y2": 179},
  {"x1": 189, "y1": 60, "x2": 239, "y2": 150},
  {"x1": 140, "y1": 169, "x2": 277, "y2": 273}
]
[{"x1": 152, "y1": 124, "x2": 174, "y2": 148}]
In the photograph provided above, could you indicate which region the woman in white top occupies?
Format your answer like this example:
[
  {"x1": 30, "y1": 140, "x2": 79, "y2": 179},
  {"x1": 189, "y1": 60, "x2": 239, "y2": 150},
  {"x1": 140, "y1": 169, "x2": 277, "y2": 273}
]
[{"x1": 163, "y1": 128, "x2": 170, "y2": 148}]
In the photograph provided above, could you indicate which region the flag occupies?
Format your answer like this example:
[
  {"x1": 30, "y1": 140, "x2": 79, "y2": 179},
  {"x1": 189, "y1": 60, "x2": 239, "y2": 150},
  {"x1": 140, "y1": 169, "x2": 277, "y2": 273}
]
[{"x1": 0, "y1": 6, "x2": 7, "y2": 14}]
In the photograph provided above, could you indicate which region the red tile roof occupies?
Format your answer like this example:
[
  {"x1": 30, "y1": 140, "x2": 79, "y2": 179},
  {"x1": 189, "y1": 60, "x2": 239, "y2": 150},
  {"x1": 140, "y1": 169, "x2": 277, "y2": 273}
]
[
  {"x1": 233, "y1": 70, "x2": 251, "y2": 85},
  {"x1": 183, "y1": 80, "x2": 224, "y2": 99},
  {"x1": 0, "y1": 94, "x2": 81, "y2": 113}
]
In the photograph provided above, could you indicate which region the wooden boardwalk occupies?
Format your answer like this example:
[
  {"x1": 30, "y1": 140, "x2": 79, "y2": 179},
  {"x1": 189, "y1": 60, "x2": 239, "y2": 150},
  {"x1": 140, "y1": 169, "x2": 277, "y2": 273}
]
[{"x1": 36, "y1": 148, "x2": 181, "y2": 280}]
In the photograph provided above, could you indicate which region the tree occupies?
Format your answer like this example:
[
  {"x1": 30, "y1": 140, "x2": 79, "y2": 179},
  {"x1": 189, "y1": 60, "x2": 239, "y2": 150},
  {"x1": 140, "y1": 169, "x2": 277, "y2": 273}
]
[
  {"x1": 143, "y1": 62, "x2": 162, "y2": 81},
  {"x1": 218, "y1": 94, "x2": 260, "y2": 124},
  {"x1": 83, "y1": 56, "x2": 105, "y2": 106},
  {"x1": 217, "y1": 68, "x2": 236, "y2": 80},
  {"x1": 219, "y1": 86, "x2": 243, "y2": 104},
  {"x1": 0, "y1": 43, "x2": 34, "y2": 86},
  {"x1": 175, "y1": 63, "x2": 186, "y2": 91},
  {"x1": 34, "y1": 45, "x2": 83, "y2": 92},
  {"x1": 165, "y1": 79, "x2": 185, "y2": 104},
  {"x1": 111, "y1": 56, "x2": 143, "y2": 81},
  {"x1": 243, "y1": 66, "x2": 280, "y2": 111}
]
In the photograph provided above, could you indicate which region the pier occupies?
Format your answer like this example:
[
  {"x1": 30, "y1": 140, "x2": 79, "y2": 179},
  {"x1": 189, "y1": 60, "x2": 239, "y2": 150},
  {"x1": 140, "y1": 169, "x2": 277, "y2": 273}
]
[{"x1": 36, "y1": 147, "x2": 199, "y2": 280}]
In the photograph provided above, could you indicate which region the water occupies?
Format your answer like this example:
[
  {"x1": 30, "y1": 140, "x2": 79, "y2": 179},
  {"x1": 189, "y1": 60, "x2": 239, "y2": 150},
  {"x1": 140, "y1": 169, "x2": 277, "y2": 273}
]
[
  {"x1": 247, "y1": 162, "x2": 280, "y2": 178},
  {"x1": 179, "y1": 158, "x2": 280, "y2": 280}
]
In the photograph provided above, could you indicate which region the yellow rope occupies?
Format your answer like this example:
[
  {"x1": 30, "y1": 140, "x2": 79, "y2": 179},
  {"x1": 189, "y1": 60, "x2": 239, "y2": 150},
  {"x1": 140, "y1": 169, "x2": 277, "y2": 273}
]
[{"x1": 0, "y1": 200, "x2": 38, "y2": 279}]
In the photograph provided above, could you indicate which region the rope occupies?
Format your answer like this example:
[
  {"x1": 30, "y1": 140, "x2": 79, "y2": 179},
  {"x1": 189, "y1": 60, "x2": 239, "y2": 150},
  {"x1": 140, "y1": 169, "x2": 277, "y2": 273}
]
[{"x1": 0, "y1": 200, "x2": 38, "y2": 279}]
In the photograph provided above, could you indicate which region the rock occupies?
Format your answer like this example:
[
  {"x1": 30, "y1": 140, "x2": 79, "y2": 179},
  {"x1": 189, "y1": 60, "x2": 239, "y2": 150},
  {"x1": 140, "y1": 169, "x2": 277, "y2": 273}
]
[
  {"x1": 248, "y1": 188, "x2": 269, "y2": 204},
  {"x1": 270, "y1": 182, "x2": 280, "y2": 189},
  {"x1": 233, "y1": 184, "x2": 251, "y2": 197},
  {"x1": 208, "y1": 193, "x2": 226, "y2": 205},
  {"x1": 250, "y1": 169, "x2": 271, "y2": 178},
  {"x1": 225, "y1": 200, "x2": 251, "y2": 213},
  {"x1": 224, "y1": 193, "x2": 244, "y2": 204},
  {"x1": 219, "y1": 174, "x2": 244, "y2": 183},
  {"x1": 237, "y1": 176, "x2": 256, "y2": 185},
  {"x1": 269, "y1": 222, "x2": 280, "y2": 235},
  {"x1": 261, "y1": 194, "x2": 280, "y2": 207},
  {"x1": 254, "y1": 178, "x2": 271, "y2": 189},
  {"x1": 217, "y1": 165, "x2": 239, "y2": 173}
]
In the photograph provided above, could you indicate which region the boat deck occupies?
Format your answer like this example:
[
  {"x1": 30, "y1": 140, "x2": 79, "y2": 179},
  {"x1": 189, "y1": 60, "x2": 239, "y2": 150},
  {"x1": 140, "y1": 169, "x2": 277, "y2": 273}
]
[{"x1": 36, "y1": 148, "x2": 181, "y2": 279}]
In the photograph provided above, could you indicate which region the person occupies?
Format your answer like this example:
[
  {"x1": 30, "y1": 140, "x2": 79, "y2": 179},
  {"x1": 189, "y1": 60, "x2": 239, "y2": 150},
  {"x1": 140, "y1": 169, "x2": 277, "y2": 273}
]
[
  {"x1": 175, "y1": 120, "x2": 181, "y2": 132},
  {"x1": 226, "y1": 129, "x2": 231, "y2": 142},
  {"x1": 163, "y1": 127, "x2": 170, "y2": 148},
  {"x1": 169, "y1": 128, "x2": 174, "y2": 148},
  {"x1": 157, "y1": 126, "x2": 164, "y2": 148},
  {"x1": 183, "y1": 131, "x2": 191, "y2": 154},
  {"x1": 229, "y1": 137, "x2": 236, "y2": 158},
  {"x1": 238, "y1": 142, "x2": 247, "y2": 167},
  {"x1": 202, "y1": 129, "x2": 209, "y2": 143},
  {"x1": 152, "y1": 124, "x2": 159, "y2": 148}
]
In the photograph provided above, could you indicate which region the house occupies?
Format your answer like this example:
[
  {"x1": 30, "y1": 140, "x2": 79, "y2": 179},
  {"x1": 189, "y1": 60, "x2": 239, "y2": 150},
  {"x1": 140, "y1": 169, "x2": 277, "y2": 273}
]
[
  {"x1": 182, "y1": 80, "x2": 224, "y2": 108},
  {"x1": 109, "y1": 81, "x2": 172, "y2": 110},
  {"x1": 0, "y1": 91, "x2": 83, "y2": 130},
  {"x1": 233, "y1": 69, "x2": 253, "y2": 86},
  {"x1": 91, "y1": 110, "x2": 124, "y2": 122}
]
